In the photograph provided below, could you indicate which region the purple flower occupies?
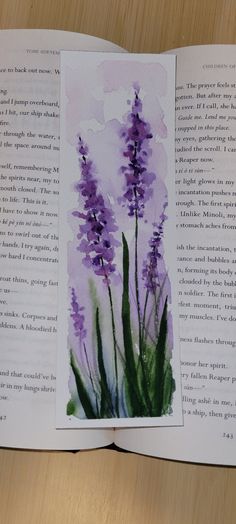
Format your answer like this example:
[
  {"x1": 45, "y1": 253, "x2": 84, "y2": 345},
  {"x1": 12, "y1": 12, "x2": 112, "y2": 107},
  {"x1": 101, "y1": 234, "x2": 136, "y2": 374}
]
[
  {"x1": 70, "y1": 287, "x2": 87, "y2": 343},
  {"x1": 142, "y1": 202, "x2": 168, "y2": 294},
  {"x1": 119, "y1": 86, "x2": 155, "y2": 218},
  {"x1": 73, "y1": 136, "x2": 119, "y2": 283}
]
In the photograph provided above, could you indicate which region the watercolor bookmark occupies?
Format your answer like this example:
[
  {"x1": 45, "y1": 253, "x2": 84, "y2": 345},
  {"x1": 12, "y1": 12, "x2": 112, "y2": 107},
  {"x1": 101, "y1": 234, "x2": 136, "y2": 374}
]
[{"x1": 56, "y1": 52, "x2": 182, "y2": 428}]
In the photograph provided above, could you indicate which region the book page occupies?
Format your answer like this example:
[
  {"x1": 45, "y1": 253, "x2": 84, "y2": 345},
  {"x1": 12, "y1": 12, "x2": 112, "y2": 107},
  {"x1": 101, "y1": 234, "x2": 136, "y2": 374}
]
[
  {"x1": 115, "y1": 46, "x2": 236, "y2": 465},
  {"x1": 57, "y1": 51, "x2": 182, "y2": 428},
  {"x1": 0, "y1": 30, "x2": 122, "y2": 449}
]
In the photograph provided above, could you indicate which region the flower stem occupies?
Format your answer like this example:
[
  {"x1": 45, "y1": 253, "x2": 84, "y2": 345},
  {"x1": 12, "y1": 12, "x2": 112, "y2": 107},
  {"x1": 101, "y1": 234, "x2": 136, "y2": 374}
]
[
  {"x1": 134, "y1": 210, "x2": 152, "y2": 415},
  {"x1": 154, "y1": 290, "x2": 159, "y2": 338},
  {"x1": 141, "y1": 288, "x2": 149, "y2": 347},
  {"x1": 107, "y1": 282, "x2": 120, "y2": 417},
  {"x1": 135, "y1": 210, "x2": 142, "y2": 350},
  {"x1": 83, "y1": 343, "x2": 99, "y2": 416}
]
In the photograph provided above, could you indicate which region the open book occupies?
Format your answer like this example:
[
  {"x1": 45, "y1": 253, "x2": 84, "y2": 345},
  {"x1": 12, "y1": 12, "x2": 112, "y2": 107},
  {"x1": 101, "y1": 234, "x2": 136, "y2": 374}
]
[{"x1": 0, "y1": 30, "x2": 235, "y2": 465}]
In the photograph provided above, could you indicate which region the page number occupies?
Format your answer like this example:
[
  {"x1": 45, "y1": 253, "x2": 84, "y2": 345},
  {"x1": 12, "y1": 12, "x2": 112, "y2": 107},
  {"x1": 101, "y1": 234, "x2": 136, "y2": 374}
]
[{"x1": 223, "y1": 432, "x2": 234, "y2": 440}]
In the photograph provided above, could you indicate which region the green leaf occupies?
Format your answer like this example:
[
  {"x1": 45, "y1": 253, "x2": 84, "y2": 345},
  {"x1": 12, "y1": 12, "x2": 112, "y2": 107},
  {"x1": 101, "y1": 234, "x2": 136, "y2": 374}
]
[
  {"x1": 96, "y1": 307, "x2": 114, "y2": 418},
  {"x1": 66, "y1": 398, "x2": 76, "y2": 416},
  {"x1": 153, "y1": 297, "x2": 168, "y2": 416},
  {"x1": 135, "y1": 349, "x2": 153, "y2": 418},
  {"x1": 162, "y1": 359, "x2": 175, "y2": 415},
  {"x1": 122, "y1": 233, "x2": 143, "y2": 416},
  {"x1": 138, "y1": 344, "x2": 155, "y2": 391},
  {"x1": 70, "y1": 350, "x2": 96, "y2": 419}
]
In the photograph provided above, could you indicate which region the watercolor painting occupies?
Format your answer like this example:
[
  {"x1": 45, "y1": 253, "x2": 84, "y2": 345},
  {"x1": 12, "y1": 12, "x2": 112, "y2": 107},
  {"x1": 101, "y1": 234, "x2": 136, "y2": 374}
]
[{"x1": 57, "y1": 52, "x2": 182, "y2": 427}]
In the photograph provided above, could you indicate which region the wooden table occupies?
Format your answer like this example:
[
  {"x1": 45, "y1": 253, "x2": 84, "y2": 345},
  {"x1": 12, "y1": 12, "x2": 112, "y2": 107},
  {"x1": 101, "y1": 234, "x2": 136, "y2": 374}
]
[{"x1": 0, "y1": 1, "x2": 236, "y2": 522}]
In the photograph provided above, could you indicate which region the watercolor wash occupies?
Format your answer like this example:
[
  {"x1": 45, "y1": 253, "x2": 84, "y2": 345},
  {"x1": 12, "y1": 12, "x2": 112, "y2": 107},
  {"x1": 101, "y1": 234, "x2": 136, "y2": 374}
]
[{"x1": 67, "y1": 84, "x2": 175, "y2": 420}]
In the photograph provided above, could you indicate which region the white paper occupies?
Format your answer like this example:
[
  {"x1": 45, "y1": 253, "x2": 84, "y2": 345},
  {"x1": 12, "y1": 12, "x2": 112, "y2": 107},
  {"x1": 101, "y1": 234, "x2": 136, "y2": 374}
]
[{"x1": 57, "y1": 51, "x2": 182, "y2": 428}]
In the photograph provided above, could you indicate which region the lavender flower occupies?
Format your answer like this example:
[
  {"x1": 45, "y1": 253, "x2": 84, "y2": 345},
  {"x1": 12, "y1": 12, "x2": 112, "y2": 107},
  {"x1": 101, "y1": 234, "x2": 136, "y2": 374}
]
[
  {"x1": 142, "y1": 202, "x2": 168, "y2": 294},
  {"x1": 70, "y1": 287, "x2": 87, "y2": 343},
  {"x1": 73, "y1": 136, "x2": 119, "y2": 284},
  {"x1": 119, "y1": 85, "x2": 155, "y2": 218}
]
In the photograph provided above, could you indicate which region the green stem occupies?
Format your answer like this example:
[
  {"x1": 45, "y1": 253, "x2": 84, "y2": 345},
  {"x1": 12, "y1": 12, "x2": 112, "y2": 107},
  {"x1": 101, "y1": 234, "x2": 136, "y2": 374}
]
[
  {"x1": 134, "y1": 209, "x2": 142, "y2": 352},
  {"x1": 83, "y1": 343, "x2": 99, "y2": 416},
  {"x1": 122, "y1": 233, "x2": 144, "y2": 416},
  {"x1": 154, "y1": 297, "x2": 168, "y2": 416},
  {"x1": 145, "y1": 273, "x2": 168, "y2": 344},
  {"x1": 70, "y1": 350, "x2": 96, "y2": 419},
  {"x1": 141, "y1": 288, "x2": 149, "y2": 347},
  {"x1": 96, "y1": 307, "x2": 114, "y2": 417},
  {"x1": 107, "y1": 283, "x2": 120, "y2": 417},
  {"x1": 154, "y1": 290, "x2": 159, "y2": 338},
  {"x1": 134, "y1": 210, "x2": 152, "y2": 415}
]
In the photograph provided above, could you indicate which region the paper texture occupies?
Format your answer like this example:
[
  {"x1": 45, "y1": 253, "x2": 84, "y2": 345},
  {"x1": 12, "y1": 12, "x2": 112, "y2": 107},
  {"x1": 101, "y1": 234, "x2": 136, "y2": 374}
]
[
  {"x1": 115, "y1": 46, "x2": 236, "y2": 464},
  {"x1": 0, "y1": 30, "x2": 122, "y2": 449},
  {"x1": 57, "y1": 51, "x2": 182, "y2": 428}
]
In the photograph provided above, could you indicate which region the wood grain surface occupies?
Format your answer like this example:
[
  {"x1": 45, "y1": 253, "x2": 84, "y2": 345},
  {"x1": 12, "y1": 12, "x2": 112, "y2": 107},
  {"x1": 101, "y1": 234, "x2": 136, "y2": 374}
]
[
  {"x1": 1, "y1": 0, "x2": 236, "y2": 52},
  {"x1": 1, "y1": 448, "x2": 236, "y2": 524},
  {"x1": 0, "y1": 1, "x2": 236, "y2": 523}
]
